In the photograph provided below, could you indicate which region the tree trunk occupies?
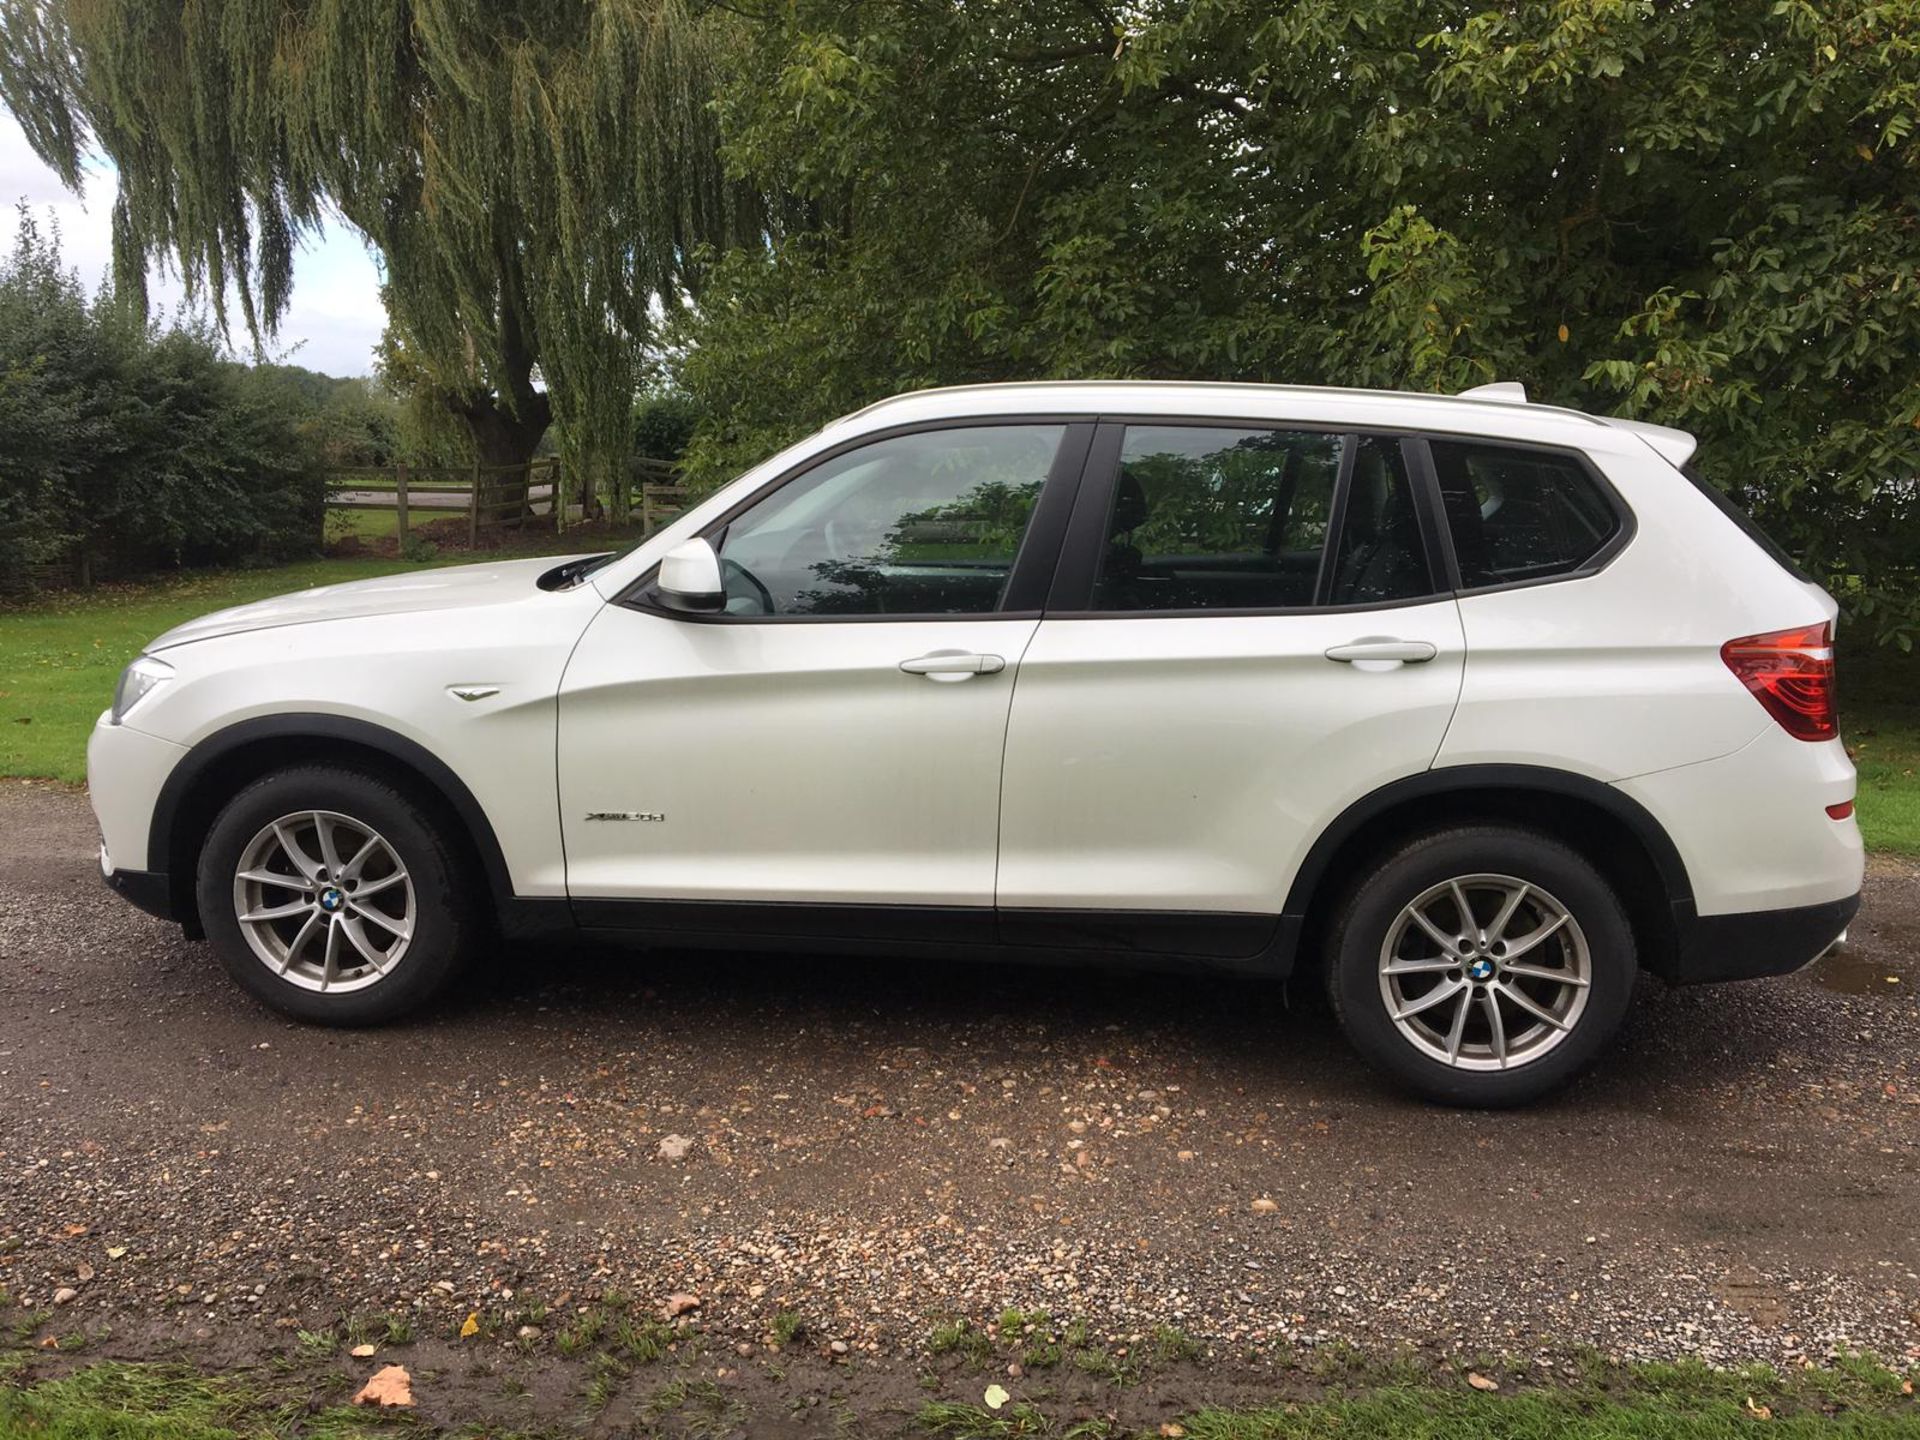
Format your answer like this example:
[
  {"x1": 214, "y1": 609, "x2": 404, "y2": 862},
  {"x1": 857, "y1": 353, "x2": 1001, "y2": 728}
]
[{"x1": 456, "y1": 389, "x2": 551, "y2": 469}]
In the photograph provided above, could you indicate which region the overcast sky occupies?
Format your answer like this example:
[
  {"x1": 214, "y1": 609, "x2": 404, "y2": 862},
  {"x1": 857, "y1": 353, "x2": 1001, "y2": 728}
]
[{"x1": 0, "y1": 111, "x2": 388, "y2": 377}]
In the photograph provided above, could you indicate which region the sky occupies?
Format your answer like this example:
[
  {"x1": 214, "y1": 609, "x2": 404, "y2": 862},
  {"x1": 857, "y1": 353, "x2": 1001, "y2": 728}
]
[{"x1": 0, "y1": 110, "x2": 389, "y2": 377}]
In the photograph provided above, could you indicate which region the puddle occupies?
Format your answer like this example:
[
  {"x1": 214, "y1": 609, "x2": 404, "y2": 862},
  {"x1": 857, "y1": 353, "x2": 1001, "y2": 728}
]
[{"x1": 1808, "y1": 945, "x2": 1908, "y2": 996}]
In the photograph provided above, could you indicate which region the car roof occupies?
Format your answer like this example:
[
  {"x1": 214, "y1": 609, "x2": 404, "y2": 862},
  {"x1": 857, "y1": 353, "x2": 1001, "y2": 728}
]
[{"x1": 829, "y1": 380, "x2": 1697, "y2": 466}]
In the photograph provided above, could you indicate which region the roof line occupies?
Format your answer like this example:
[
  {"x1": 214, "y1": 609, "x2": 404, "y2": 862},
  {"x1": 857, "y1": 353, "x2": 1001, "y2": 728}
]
[{"x1": 839, "y1": 379, "x2": 1611, "y2": 428}]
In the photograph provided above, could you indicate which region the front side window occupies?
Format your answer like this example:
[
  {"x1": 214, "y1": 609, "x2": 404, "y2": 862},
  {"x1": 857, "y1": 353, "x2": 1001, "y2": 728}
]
[
  {"x1": 712, "y1": 425, "x2": 1062, "y2": 616},
  {"x1": 1088, "y1": 426, "x2": 1431, "y2": 611},
  {"x1": 1431, "y1": 440, "x2": 1621, "y2": 588}
]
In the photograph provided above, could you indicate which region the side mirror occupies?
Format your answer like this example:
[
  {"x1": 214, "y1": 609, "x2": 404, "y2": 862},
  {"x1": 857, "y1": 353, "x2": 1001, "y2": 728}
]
[{"x1": 655, "y1": 538, "x2": 725, "y2": 613}]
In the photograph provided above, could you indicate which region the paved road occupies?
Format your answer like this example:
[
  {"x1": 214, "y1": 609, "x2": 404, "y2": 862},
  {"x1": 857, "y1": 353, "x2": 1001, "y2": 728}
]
[
  {"x1": 2, "y1": 780, "x2": 1916, "y2": 1378},
  {"x1": 330, "y1": 484, "x2": 555, "y2": 511}
]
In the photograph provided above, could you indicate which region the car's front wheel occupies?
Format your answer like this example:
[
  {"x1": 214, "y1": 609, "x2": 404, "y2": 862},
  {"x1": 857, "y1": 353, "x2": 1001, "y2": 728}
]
[
  {"x1": 1325, "y1": 826, "x2": 1636, "y2": 1106},
  {"x1": 196, "y1": 765, "x2": 476, "y2": 1024}
]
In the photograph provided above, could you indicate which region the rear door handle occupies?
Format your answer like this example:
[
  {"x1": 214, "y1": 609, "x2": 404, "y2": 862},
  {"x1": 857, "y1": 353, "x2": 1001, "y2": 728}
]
[
  {"x1": 1323, "y1": 638, "x2": 1439, "y2": 665},
  {"x1": 900, "y1": 652, "x2": 1007, "y2": 680}
]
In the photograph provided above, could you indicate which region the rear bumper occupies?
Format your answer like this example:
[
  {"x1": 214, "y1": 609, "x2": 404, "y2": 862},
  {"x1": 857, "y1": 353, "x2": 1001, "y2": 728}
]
[{"x1": 1667, "y1": 892, "x2": 1859, "y2": 985}]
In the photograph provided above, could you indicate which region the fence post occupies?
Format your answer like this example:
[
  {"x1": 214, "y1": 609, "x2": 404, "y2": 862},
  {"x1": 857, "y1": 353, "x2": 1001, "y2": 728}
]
[
  {"x1": 469, "y1": 460, "x2": 481, "y2": 546},
  {"x1": 395, "y1": 462, "x2": 409, "y2": 549}
]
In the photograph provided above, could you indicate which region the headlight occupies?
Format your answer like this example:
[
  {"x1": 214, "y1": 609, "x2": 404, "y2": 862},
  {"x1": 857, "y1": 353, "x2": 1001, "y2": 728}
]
[{"x1": 111, "y1": 655, "x2": 174, "y2": 724}]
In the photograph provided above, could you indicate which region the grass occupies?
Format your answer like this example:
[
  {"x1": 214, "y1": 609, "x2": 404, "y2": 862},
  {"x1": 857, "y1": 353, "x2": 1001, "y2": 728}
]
[
  {"x1": 0, "y1": 1350, "x2": 1914, "y2": 1440},
  {"x1": 0, "y1": 558, "x2": 425, "y2": 783},
  {"x1": 1846, "y1": 642, "x2": 1920, "y2": 858},
  {"x1": 0, "y1": 1362, "x2": 391, "y2": 1440}
]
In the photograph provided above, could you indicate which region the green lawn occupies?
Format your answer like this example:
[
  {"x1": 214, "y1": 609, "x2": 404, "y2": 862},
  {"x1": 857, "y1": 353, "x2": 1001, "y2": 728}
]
[
  {"x1": 0, "y1": 558, "x2": 427, "y2": 782},
  {"x1": 2, "y1": 1355, "x2": 1916, "y2": 1440}
]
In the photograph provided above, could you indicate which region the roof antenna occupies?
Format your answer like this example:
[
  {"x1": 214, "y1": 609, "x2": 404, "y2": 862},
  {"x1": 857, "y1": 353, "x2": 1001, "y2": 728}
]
[{"x1": 1459, "y1": 381, "x2": 1528, "y2": 403}]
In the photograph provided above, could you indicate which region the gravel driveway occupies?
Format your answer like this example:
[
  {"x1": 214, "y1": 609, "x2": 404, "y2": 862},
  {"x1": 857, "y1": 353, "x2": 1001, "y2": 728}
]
[{"x1": 3, "y1": 779, "x2": 1917, "y2": 1382}]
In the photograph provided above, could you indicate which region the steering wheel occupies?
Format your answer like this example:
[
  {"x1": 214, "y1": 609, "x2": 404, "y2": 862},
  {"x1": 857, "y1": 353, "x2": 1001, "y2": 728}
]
[{"x1": 721, "y1": 557, "x2": 777, "y2": 615}]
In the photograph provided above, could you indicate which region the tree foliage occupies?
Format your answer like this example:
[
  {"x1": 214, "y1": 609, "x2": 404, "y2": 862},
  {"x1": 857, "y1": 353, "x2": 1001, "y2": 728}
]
[
  {"x1": 0, "y1": 0, "x2": 756, "y2": 514},
  {"x1": 0, "y1": 213, "x2": 326, "y2": 593},
  {"x1": 677, "y1": 0, "x2": 1920, "y2": 645}
]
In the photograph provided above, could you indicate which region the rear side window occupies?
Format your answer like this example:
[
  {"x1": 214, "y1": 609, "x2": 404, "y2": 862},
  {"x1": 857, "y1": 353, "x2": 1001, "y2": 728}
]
[
  {"x1": 1086, "y1": 427, "x2": 1432, "y2": 611},
  {"x1": 1430, "y1": 440, "x2": 1621, "y2": 589}
]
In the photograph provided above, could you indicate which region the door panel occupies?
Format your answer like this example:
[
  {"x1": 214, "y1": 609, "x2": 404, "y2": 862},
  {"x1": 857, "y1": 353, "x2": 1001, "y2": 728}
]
[
  {"x1": 559, "y1": 609, "x2": 1038, "y2": 906},
  {"x1": 995, "y1": 602, "x2": 1465, "y2": 921}
]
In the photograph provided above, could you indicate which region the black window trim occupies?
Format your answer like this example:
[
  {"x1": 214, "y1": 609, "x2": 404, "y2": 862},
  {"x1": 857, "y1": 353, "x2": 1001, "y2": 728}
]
[
  {"x1": 1413, "y1": 432, "x2": 1637, "y2": 599},
  {"x1": 616, "y1": 412, "x2": 1637, "y2": 625},
  {"x1": 1043, "y1": 417, "x2": 1456, "y2": 620},
  {"x1": 616, "y1": 415, "x2": 1100, "y2": 624}
]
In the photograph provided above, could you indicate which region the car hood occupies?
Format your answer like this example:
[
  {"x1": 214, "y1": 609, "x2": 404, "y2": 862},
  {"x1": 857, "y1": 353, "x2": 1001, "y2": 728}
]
[{"x1": 146, "y1": 556, "x2": 601, "y2": 651}]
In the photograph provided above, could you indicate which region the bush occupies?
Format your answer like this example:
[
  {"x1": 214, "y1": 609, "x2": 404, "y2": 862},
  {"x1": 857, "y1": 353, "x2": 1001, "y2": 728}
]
[
  {"x1": 0, "y1": 210, "x2": 327, "y2": 594},
  {"x1": 632, "y1": 392, "x2": 701, "y2": 464}
]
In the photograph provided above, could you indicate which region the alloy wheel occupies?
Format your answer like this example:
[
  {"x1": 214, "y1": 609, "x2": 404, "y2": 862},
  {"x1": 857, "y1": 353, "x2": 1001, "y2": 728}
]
[
  {"x1": 230, "y1": 810, "x2": 415, "y2": 992},
  {"x1": 1377, "y1": 873, "x2": 1592, "y2": 1071}
]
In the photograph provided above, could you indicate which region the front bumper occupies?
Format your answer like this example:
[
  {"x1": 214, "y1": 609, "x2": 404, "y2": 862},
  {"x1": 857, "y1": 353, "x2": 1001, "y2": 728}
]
[
  {"x1": 101, "y1": 850, "x2": 180, "y2": 921},
  {"x1": 1667, "y1": 892, "x2": 1860, "y2": 985}
]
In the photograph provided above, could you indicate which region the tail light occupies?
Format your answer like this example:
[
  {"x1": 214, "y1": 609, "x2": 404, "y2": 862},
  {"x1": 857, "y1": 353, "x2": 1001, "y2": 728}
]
[{"x1": 1721, "y1": 622, "x2": 1837, "y2": 741}]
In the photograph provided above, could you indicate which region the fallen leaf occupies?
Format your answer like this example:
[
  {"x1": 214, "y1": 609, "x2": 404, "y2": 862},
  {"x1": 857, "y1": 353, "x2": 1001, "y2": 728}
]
[
  {"x1": 459, "y1": 1311, "x2": 480, "y2": 1339},
  {"x1": 662, "y1": 1292, "x2": 701, "y2": 1319},
  {"x1": 1467, "y1": 1372, "x2": 1499, "y2": 1392},
  {"x1": 75, "y1": 1262, "x2": 95, "y2": 1282},
  {"x1": 1159, "y1": 1425, "x2": 1187, "y2": 1438},
  {"x1": 352, "y1": 1365, "x2": 414, "y2": 1408},
  {"x1": 62, "y1": 1224, "x2": 88, "y2": 1238},
  {"x1": 1901, "y1": 1380, "x2": 1912, "y2": 1396},
  {"x1": 1745, "y1": 1397, "x2": 1772, "y2": 1420},
  {"x1": 105, "y1": 1247, "x2": 127, "y2": 1260},
  {"x1": 350, "y1": 1343, "x2": 377, "y2": 1358},
  {"x1": 983, "y1": 1384, "x2": 1010, "y2": 1411}
]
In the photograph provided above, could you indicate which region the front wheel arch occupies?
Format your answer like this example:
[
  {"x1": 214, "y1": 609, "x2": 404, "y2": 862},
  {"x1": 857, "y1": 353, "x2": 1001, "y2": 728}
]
[{"x1": 152, "y1": 715, "x2": 513, "y2": 936}]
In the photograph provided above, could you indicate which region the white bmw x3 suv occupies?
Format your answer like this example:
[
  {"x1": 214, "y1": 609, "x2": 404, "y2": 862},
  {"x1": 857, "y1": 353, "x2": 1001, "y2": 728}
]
[{"x1": 89, "y1": 380, "x2": 1862, "y2": 1105}]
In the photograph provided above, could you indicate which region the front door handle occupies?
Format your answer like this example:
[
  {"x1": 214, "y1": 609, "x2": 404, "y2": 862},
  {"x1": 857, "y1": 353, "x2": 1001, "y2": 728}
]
[
  {"x1": 900, "y1": 651, "x2": 1006, "y2": 680},
  {"x1": 1324, "y1": 638, "x2": 1439, "y2": 665}
]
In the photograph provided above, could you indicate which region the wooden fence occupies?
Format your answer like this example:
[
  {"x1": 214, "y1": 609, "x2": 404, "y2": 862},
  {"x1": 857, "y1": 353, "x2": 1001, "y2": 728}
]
[{"x1": 324, "y1": 456, "x2": 690, "y2": 545}]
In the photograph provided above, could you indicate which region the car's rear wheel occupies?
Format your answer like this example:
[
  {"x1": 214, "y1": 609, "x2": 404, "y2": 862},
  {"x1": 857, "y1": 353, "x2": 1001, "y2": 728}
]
[
  {"x1": 1325, "y1": 826, "x2": 1635, "y2": 1106},
  {"x1": 196, "y1": 766, "x2": 476, "y2": 1024}
]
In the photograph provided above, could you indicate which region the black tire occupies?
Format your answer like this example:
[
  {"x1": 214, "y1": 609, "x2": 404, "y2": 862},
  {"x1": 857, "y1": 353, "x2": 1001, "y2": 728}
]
[
  {"x1": 1325, "y1": 825, "x2": 1636, "y2": 1107},
  {"x1": 195, "y1": 765, "x2": 477, "y2": 1024}
]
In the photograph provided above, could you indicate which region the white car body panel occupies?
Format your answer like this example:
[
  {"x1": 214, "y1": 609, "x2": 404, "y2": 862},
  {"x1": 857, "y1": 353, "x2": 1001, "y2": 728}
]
[
  {"x1": 997, "y1": 600, "x2": 1465, "y2": 913},
  {"x1": 557, "y1": 605, "x2": 1037, "y2": 905},
  {"x1": 107, "y1": 564, "x2": 607, "y2": 896},
  {"x1": 88, "y1": 720, "x2": 187, "y2": 873},
  {"x1": 1618, "y1": 725, "x2": 1862, "y2": 915}
]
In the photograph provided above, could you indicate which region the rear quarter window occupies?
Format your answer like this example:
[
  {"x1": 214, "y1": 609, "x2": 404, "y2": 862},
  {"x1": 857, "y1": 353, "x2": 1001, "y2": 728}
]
[{"x1": 1430, "y1": 440, "x2": 1622, "y2": 589}]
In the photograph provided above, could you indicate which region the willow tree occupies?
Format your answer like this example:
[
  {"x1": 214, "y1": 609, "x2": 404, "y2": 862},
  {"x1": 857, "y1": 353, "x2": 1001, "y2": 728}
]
[{"x1": 0, "y1": 0, "x2": 756, "y2": 515}]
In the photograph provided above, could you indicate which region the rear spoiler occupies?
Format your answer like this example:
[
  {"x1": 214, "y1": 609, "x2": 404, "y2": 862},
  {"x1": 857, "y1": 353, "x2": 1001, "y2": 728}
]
[
  {"x1": 1601, "y1": 416, "x2": 1699, "y2": 469},
  {"x1": 1457, "y1": 382, "x2": 1699, "y2": 469}
]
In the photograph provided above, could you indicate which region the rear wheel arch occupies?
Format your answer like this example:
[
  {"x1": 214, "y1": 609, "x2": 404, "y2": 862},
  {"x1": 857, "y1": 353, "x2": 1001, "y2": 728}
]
[
  {"x1": 150, "y1": 715, "x2": 513, "y2": 935},
  {"x1": 1284, "y1": 766, "x2": 1694, "y2": 983}
]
